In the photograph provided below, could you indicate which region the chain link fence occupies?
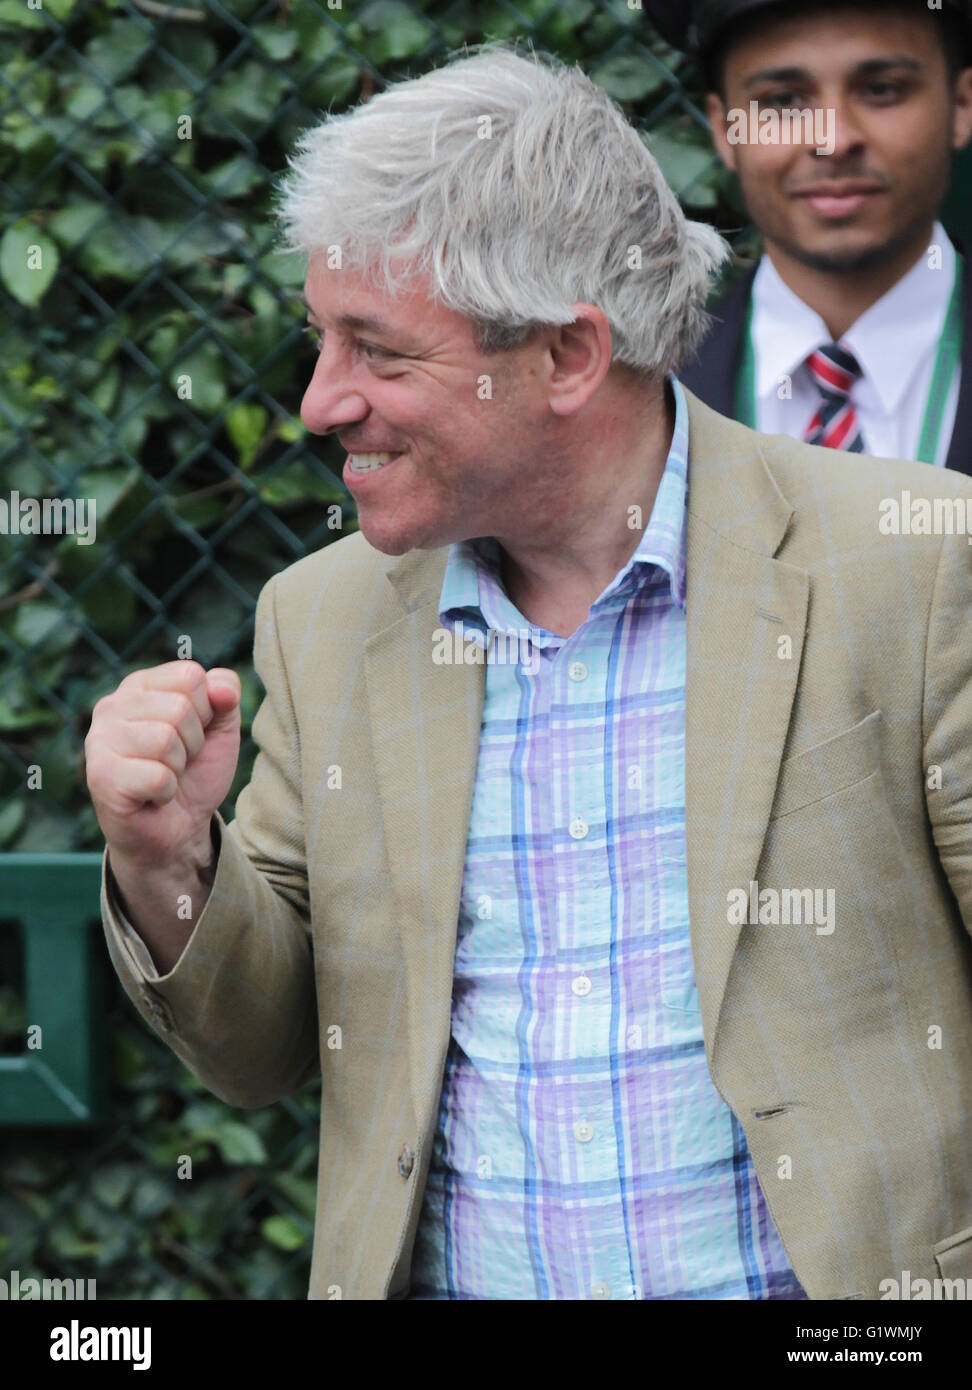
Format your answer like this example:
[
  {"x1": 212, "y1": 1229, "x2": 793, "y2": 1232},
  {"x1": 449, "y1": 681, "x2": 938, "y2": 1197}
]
[{"x1": 0, "y1": 0, "x2": 790, "y2": 1298}]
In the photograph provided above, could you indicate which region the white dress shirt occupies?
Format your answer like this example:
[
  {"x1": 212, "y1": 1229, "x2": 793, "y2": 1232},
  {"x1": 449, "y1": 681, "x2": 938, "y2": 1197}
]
[{"x1": 750, "y1": 222, "x2": 961, "y2": 467}]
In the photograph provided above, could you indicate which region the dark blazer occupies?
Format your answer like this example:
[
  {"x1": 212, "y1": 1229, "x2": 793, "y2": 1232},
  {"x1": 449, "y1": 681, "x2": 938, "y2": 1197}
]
[{"x1": 680, "y1": 245, "x2": 972, "y2": 478}]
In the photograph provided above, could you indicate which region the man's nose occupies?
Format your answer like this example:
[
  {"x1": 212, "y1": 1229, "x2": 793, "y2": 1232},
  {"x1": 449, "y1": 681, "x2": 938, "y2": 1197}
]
[
  {"x1": 299, "y1": 348, "x2": 368, "y2": 436},
  {"x1": 812, "y1": 95, "x2": 866, "y2": 161}
]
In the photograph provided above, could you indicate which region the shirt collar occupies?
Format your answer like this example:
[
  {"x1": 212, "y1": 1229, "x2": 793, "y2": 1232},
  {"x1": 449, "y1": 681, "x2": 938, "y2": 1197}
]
[
  {"x1": 843, "y1": 225, "x2": 956, "y2": 414},
  {"x1": 438, "y1": 374, "x2": 690, "y2": 637},
  {"x1": 752, "y1": 222, "x2": 956, "y2": 415}
]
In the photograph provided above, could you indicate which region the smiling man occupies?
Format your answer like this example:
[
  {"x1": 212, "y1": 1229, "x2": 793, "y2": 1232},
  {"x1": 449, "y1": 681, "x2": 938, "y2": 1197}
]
[
  {"x1": 86, "y1": 41, "x2": 972, "y2": 1301},
  {"x1": 298, "y1": 257, "x2": 680, "y2": 637},
  {"x1": 655, "y1": 0, "x2": 972, "y2": 473}
]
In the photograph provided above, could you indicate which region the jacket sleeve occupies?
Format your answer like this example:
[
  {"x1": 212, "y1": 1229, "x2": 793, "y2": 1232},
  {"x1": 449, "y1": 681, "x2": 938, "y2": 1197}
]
[
  {"x1": 922, "y1": 502, "x2": 972, "y2": 933},
  {"x1": 100, "y1": 574, "x2": 320, "y2": 1108}
]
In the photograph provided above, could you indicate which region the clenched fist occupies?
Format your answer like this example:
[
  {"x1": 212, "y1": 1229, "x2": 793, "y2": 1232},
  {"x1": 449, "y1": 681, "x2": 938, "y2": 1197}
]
[{"x1": 85, "y1": 660, "x2": 242, "y2": 867}]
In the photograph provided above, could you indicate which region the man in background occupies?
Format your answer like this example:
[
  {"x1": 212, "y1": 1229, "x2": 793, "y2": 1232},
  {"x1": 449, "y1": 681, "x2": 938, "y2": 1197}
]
[{"x1": 650, "y1": 0, "x2": 972, "y2": 473}]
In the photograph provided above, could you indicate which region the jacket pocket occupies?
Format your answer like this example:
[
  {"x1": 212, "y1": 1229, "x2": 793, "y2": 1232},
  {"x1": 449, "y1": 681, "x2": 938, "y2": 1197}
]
[
  {"x1": 933, "y1": 1223, "x2": 972, "y2": 1281},
  {"x1": 769, "y1": 710, "x2": 882, "y2": 821}
]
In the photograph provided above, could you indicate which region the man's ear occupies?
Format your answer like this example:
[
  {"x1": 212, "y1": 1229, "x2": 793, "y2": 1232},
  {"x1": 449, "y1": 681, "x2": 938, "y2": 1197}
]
[
  {"x1": 706, "y1": 90, "x2": 738, "y2": 172},
  {"x1": 952, "y1": 66, "x2": 972, "y2": 151},
  {"x1": 545, "y1": 306, "x2": 613, "y2": 418}
]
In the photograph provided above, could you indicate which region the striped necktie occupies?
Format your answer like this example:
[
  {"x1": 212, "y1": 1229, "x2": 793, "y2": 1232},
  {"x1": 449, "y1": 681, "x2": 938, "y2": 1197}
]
[{"x1": 803, "y1": 342, "x2": 865, "y2": 453}]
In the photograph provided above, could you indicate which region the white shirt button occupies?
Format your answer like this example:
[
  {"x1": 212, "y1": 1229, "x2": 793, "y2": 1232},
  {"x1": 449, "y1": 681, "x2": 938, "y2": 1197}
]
[
  {"x1": 573, "y1": 1119, "x2": 594, "y2": 1143},
  {"x1": 571, "y1": 975, "x2": 592, "y2": 997},
  {"x1": 591, "y1": 1282, "x2": 611, "y2": 1300},
  {"x1": 568, "y1": 818, "x2": 589, "y2": 839},
  {"x1": 568, "y1": 661, "x2": 588, "y2": 682}
]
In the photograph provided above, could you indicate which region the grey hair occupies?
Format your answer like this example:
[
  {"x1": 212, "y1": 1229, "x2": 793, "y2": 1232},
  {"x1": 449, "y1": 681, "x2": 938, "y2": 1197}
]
[{"x1": 272, "y1": 40, "x2": 730, "y2": 377}]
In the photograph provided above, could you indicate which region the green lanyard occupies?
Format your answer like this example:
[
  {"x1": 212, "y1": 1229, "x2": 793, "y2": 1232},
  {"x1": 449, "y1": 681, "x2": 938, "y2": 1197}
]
[{"x1": 734, "y1": 256, "x2": 964, "y2": 465}]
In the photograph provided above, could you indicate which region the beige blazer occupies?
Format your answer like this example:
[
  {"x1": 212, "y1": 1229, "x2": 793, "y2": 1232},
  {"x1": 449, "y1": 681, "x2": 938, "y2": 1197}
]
[{"x1": 101, "y1": 390, "x2": 972, "y2": 1300}]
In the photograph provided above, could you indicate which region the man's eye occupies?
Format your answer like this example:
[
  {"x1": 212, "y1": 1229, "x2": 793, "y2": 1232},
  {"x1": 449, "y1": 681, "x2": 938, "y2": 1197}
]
[
  {"x1": 760, "y1": 91, "x2": 804, "y2": 109},
  {"x1": 864, "y1": 81, "x2": 904, "y2": 100},
  {"x1": 300, "y1": 327, "x2": 396, "y2": 361}
]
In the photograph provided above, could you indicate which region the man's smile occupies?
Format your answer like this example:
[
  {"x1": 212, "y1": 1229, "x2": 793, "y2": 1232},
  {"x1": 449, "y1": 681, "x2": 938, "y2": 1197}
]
[
  {"x1": 790, "y1": 178, "x2": 887, "y2": 219},
  {"x1": 343, "y1": 450, "x2": 407, "y2": 483}
]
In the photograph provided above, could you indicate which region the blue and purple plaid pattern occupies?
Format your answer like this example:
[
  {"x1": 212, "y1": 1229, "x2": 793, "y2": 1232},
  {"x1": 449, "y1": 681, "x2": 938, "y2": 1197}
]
[{"x1": 408, "y1": 378, "x2": 806, "y2": 1300}]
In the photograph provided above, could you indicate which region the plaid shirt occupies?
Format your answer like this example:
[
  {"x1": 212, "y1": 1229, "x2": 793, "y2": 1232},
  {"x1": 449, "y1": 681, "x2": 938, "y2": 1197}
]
[{"x1": 407, "y1": 378, "x2": 806, "y2": 1300}]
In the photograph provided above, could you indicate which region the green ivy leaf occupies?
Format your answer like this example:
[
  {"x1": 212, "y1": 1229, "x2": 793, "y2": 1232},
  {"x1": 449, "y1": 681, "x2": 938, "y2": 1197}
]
[
  {"x1": 252, "y1": 22, "x2": 299, "y2": 61},
  {"x1": 272, "y1": 1172, "x2": 318, "y2": 1221},
  {"x1": 12, "y1": 600, "x2": 76, "y2": 656},
  {"x1": 299, "y1": 56, "x2": 361, "y2": 109},
  {"x1": 19, "y1": 1192, "x2": 53, "y2": 1221},
  {"x1": 0, "y1": 222, "x2": 59, "y2": 306},
  {"x1": 91, "y1": 1165, "x2": 135, "y2": 1211},
  {"x1": 169, "y1": 585, "x2": 250, "y2": 665},
  {"x1": 538, "y1": 0, "x2": 595, "y2": 44},
  {"x1": 90, "y1": 83, "x2": 147, "y2": 130},
  {"x1": 131, "y1": 1173, "x2": 173, "y2": 1219},
  {"x1": 48, "y1": 200, "x2": 107, "y2": 251},
  {"x1": 289, "y1": 0, "x2": 344, "y2": 59},
  {"x1": 213, "y1": 1121, "x2": 267, "y2": 1165},
  {"x1": 0, "y1": 696, "x2": 61, "y2": 733},
  {"x1": 358, "y1": 0, "x2": 434, "y2": 63},
  {"x1": 0, "y1": 798, "x2": 26, "y2": 847},
  {"x1": 65, "y1": 81, "x2": 108, "y2": 123},
  {"x1": 151, "y1": 31, "x2": 218, "y2": 78},
  {"x1": 256, "y1": 458, "x2": 345, "y2": 506},
  {"x1": 5, "y1": 121, "x2": 56, "y2": 160},
  {"x1": 205, "y1": 154, "x2": 268, "y2": 200},
  {"x1": 47, "y1": 1223, "x2": 100, "y2": 1259},
  {"x1": 591, "y1": 54, "x2": 668, "y2": 102},
  {"x1": 80, "y1": 572, "x2": 137, "y2": 636},
  {"x1": 84, "y1": 18, "x2": 152, "y2": 82},
  {"x1": 207, "y1": 62, "x2": 291, "y2": 134},
  {"x1": 256, "y1": 249, "x2": 306, "y2": 290},
  {"x1": 74, "y1": 465, "x2": 142, "y2": 528},
  {"x1": 168, "y1": 342, "x2": 229, "y2": 414},
  {"x1": 277, "y1": 417, "x2": 306, "y2": 444},
  {"x1": 74, "y1": 217, "x2": 158, "y2": 282},
  {"x1": 645, "y1": 130, "x2": 721, "y2": 206},
  {"x1": 88, "y1": 362, "x2": 121, "y2": 415},
  {"x1": 226, "y1": 402, "x2": 269, "y2": 471},
  {"x1": 261, "y1": 1214, "x2": 307, "y2": 1250},
  {"x1": 167, "y1": 494, "x2": 226, "y2": 530},
  {"x1": 0, "y1": 0, "x2": 46, "y2": 28}
]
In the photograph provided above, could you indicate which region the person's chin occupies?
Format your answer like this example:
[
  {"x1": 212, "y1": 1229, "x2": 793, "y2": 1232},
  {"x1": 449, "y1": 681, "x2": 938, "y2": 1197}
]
[
  {"x1": 356, "y1": 512, "x2": 440, "y2": 556},
  {"x1": 356, "y1": 525, "x2": 415, "y2": 556},
  {"x1": 786, "y1": 219, "x2": 890, "y2": 271}
]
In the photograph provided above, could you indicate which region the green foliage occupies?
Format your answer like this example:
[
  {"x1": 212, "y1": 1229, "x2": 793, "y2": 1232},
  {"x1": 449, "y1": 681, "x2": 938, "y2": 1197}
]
[
  {"x1": 1, "y1": 222, "x2": 60, "y2": 306},
  {"x1": 0, "y1": 983, "x2": 322, "y2": 1300}
]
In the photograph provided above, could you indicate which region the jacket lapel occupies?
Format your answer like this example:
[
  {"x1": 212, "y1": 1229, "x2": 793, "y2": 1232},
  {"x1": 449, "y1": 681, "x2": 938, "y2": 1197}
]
[
  {"x1": 682, "y1": 393, "x2": 809, "y2": 1074},
  {"x1": 363, "y1": 560, "x2": 484, "y2": 1114}
]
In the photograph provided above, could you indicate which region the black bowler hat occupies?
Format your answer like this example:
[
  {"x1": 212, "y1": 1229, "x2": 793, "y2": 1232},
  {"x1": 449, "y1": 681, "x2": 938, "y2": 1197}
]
[{"x1": 645, "y1": 0, "x2": 972, "y2": 60}]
